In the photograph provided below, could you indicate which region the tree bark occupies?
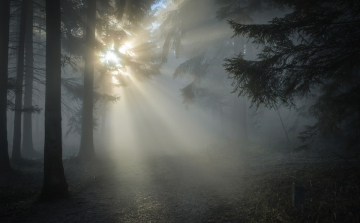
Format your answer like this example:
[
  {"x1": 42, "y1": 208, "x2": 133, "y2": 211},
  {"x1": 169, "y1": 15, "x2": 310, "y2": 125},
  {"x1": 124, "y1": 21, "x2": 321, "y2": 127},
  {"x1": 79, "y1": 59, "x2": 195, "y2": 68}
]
[
  {"x1": 79, "y1": 0, "x2": 96, "y2": 161},
  {"x1": 0, "y1": 0, "x2": 12, "y2": 173},
  {"x1": 12, "y1": 0, "x2": 28, "y2": 162},
  {"x1": 23, "y1": 0, "x2": 38, "y2": 158},
  {"x1": 40, "y1": 0, "x2": 68, "y2": 199}
]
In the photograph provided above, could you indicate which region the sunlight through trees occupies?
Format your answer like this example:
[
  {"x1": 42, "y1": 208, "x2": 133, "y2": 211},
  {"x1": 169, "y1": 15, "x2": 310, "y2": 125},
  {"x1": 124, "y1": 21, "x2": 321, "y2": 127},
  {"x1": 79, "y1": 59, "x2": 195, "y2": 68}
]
[{"x1": 0, "y1": 1, "x2": 359, "y2": 218}]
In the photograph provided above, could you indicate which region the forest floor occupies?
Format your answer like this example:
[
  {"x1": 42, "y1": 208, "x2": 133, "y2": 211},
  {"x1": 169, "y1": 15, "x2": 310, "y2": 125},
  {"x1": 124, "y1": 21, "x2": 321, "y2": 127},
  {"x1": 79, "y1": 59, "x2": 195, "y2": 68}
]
[{"x1": 1, "y1": 144, "x2": 360, "y2": 222}]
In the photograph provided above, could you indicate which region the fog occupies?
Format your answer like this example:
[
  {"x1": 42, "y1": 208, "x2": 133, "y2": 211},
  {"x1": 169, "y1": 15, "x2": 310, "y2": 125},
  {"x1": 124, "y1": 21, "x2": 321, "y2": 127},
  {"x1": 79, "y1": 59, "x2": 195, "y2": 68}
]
[
  {"x1": 2, "y1": 0, "x2": 358, "y2": 222},
  {"x1": 5, "y1": 55, "x2": 309, "y2": 161},
  {"x1": 5, "y1": 0, "x2": 318, "y2": 179}
]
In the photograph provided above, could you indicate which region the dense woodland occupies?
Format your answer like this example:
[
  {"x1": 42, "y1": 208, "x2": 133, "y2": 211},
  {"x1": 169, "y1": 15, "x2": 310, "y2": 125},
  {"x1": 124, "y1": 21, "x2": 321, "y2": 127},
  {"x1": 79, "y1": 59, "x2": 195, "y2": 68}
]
[{"x1": 0, "y1": 0, "x2": 359, "y2": 222}]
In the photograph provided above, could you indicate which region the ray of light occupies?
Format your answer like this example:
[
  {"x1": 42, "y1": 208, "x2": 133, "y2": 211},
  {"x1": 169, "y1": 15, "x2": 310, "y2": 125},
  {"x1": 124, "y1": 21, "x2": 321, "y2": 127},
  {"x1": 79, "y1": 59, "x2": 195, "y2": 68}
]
[
  {"x1": 102, "y1": 51, "x2": 120, "y2": 65},
  {"x1": 119, "y1": 42, "x2": 135, "y2": 56}
]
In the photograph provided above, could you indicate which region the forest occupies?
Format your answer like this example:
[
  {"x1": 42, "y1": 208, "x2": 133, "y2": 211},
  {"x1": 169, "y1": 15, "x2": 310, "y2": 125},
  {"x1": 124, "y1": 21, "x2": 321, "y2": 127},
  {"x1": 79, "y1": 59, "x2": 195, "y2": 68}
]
[{"x1": 0, "y1": 0, "x2": 359, "y2": 222}]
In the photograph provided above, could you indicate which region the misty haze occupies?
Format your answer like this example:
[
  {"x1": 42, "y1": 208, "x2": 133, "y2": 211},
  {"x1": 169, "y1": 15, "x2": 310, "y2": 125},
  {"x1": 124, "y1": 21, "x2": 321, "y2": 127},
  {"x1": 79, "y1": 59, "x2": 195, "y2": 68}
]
[{"x1": 1, "y1": 0, "x2": 359, "y2": 222}]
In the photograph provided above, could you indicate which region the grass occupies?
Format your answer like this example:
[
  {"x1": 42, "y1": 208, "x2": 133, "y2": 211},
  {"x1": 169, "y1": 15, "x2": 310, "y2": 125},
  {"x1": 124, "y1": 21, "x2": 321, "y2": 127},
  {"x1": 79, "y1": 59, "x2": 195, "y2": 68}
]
[
  {"x1": 1, "y1": 144, "x2": 360, "y2": 222},
  {"x1": 236, "y1": 159, "x2": 360, "y2": 222}
]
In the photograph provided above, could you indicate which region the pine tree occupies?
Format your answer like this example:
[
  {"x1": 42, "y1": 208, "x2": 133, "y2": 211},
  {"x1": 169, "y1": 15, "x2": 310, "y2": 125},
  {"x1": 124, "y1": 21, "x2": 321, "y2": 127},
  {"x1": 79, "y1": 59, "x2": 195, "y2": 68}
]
[
  {"x1": 40, "y1": 0, "x2": 68, "y2": 199},
  {"x1": 12, "y1": 0, "x2": 28, "y2": 162},
  {"x1": 159, "y1": 0, "x2": 256, "y2": 142},
  {"x1": 78, "y1": 0, "x2": 160, "y2": 161},
  {"x1": 0, "y1": 0, "x2": 12, "y2": 173},
  {"x1": 23, "y1": 0, "x2": 39, "y2": 158},
  {"x1": 224, "y1": 0, "x2": 360, "y2": 148},
  {"x1": 79, "y1": 0, "x2": 97, "y2": 161}
]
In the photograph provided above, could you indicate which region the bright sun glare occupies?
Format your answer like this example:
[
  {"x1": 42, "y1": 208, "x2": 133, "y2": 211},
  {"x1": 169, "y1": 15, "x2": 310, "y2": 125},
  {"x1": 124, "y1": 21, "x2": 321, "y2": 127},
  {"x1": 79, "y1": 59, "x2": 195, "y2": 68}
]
[
  {"x1": 112, "y1": 75, "x2": 119, "y2": 85},
  {"x1": 103, "y1": 51, "x2": 119, "y2": 65},
  {"x1": 119, "y1": 42, "x2": 134, "y2": 56},
  {"x1": 100, "y1": 42, "x2": 135, "y2": 84}
]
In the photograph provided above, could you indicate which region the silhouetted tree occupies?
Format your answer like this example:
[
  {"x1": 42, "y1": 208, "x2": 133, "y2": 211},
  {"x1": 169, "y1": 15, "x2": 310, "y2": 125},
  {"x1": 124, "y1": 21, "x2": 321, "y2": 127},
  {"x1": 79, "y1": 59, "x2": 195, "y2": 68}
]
[
  {"x1": 224, "y1": 0, "x2": 360, "y2": 148},
  {"x1": 79, "y1": 0, "x2": 97, "y2": 161},
  {"x1": 0, "y1": 0, "x2": 12, "y2": 173},
  {"x1": 12, "y1": 0, "x2": 28, "y2": 162},
  {"x1": 215, "y1": 0, "x2": 275, "y2": 142},
  {"x1": 78, "y1": 0, "x2": 160, "y2": 160},
  {"x1": 23, "y1": 0, "x2": 39, "y2": 158},
  {"x1": 40, "y1": 0, "x2": 68, "y2": 199},
  {"x1": 160, "y1": 0, "x2": 252, "y2": 141}
]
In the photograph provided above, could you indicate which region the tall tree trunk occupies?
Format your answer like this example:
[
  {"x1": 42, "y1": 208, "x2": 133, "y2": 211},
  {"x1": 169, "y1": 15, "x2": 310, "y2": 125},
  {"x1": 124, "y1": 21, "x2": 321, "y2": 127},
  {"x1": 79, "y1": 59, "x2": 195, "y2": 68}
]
[
  {"x1": 40, "y1": 0, "x2": 68, "y2": 199},
  {"x1": 12, "y1": 0, "x2": 28, "y2": 162},
  {"x1": 79, "y1": 0, "x2": 96, "y2": 161},
  {"x1": 0, "y1": 0, "x2": 12, "y2": 173},
  {"x1": 23, "y1": 0, "x2": 37, "y2": 158}
]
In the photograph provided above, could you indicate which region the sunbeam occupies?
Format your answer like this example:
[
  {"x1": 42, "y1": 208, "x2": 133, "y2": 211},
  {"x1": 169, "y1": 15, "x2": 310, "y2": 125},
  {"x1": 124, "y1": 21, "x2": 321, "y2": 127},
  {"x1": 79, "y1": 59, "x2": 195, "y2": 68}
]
[{"x1": 4, "y1": 0, "x2": 357, "y2": 221}]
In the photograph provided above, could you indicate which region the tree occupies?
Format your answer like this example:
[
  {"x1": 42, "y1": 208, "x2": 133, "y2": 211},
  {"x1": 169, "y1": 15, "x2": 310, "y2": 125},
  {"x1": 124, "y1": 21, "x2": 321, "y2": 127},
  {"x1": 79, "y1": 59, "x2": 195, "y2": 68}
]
[
  {"x1": 40, "y1": 0, "x2": 68, "y2": 199},
  {"x1": 216, "y1": 0, "x2": 274, "y2": 143},
  {"x1": 79, "y1": 0, "x2": 97, "y2": 161},
  {"x1": 23, "y1": 0, "x2": 39, "y2": 158},
  {"x1": 78, "y1": 0, "x2": 160, "y2": 160},
  {"x1": 0, "y1": 0, "x2": 12, "y2": 173},
  {"x1": 224, "y1": 0, "x2": 360, "y2": 148},
  {"x1": 159, "y1": 0, "x2": 254, "y2": 142},
  {"x1": 12, "y1": 0, "x2": 28, "y2": 162}
]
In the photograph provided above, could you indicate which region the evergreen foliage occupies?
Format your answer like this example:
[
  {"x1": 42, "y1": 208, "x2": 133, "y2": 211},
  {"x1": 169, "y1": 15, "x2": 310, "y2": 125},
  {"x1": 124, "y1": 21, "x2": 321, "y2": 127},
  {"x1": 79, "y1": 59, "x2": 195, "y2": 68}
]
[{"x1": 224, "y1": 0, "x2": 360, "y2": 147}]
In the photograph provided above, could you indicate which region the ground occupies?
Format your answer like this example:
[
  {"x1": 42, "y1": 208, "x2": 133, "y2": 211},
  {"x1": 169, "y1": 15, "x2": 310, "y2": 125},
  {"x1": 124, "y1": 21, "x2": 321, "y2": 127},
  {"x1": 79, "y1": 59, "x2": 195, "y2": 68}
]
[{"x1": 1, "y1": 144, "x2": 360, "y2": 222}]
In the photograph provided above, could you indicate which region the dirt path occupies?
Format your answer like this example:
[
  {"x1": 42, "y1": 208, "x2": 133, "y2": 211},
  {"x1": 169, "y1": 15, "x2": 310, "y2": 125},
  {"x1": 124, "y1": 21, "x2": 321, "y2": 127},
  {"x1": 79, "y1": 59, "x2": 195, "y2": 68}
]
[
  {"x1": 2, "y1": 151, "x2": 247, "y2": 222},
  {"x1": 2, "y1": 149, "x2": 359, "y2": 222}
]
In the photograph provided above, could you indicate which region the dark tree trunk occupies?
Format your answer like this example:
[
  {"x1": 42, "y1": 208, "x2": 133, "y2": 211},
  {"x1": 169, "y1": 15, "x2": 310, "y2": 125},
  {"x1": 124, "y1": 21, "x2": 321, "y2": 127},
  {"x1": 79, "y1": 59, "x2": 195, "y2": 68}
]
[
  {"x1": 40, "y1": 0, "x2": 68, "y2": 199},
  {"x1": 79, "y1": 0, "x2": 96, "y2": 161},
  {"x1": 0, "y1": 0, "x2": 12, "y2": 173},
  {"x1": 12, "y1": 0, "x2": 28, "y2": 162},
  {"x1": 23, "y1": 0, "x2": 38, "y2": 158}
]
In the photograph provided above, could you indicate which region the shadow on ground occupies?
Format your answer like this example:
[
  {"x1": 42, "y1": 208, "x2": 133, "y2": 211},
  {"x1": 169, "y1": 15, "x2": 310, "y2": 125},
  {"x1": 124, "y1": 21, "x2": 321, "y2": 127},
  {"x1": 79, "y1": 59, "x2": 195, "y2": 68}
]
[{"x1": 1, "y1": 145, "x2": 360, "y2": 222}]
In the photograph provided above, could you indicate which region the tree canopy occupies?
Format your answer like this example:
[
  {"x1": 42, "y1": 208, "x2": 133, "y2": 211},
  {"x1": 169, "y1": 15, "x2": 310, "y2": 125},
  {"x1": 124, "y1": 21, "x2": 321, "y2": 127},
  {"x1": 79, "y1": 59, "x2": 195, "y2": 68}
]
[{"x1": 224, "y1": 0, "x2": 360, "y2": 148}]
